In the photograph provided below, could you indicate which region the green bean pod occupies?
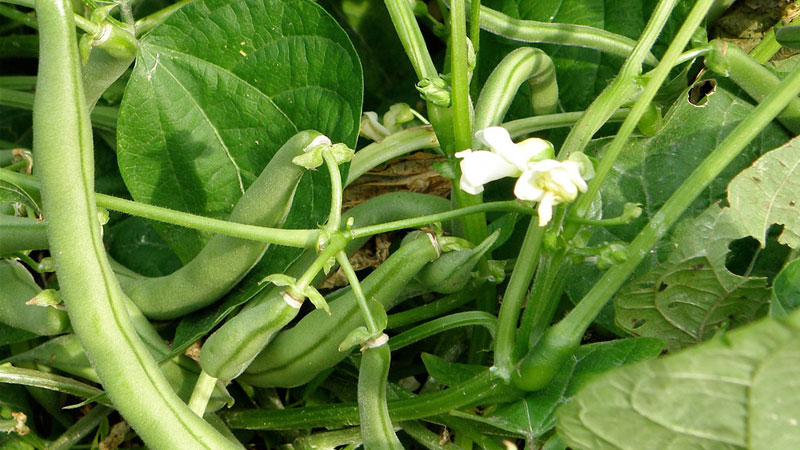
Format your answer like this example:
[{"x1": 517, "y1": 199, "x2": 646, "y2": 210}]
[
  {"x1": 708, "y1": 39, "x2": 800, "y2": 134},
  {"x1": 32, "y1": 1, "x2": 237, "y2": 446},
  {"x1": 0, "y1": 259, "x2": 69, "y2": 335},
  {"x1": 118, "y1": 130, "x2": 322, "y2": 320},
  {"x1": 358, "y1": 343, "x2": 403, "y2": 450},
  {"x1": 241, "y1": 233, "x2": 440, "y2": 387},
  {"x1": 0, "y1": 215, "x2": 48, "y2": 254},
  {"x1": 200, "y1": 290, "x2": 299, "y2": 381},
  {"x1": 474, "y1": 47, "x2": 557, "y2": 131}
]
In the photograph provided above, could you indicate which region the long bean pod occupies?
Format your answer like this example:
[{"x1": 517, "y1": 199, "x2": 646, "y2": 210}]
[
  {"x1": 32, "y1": 1, "x2": 237, "y2": 446},
  {"x1": 358, "y1": 343, "x2": 403, "y2": 450},
  {"x1": 118, "y1": 130, "x2": 322, "y2": 319}
]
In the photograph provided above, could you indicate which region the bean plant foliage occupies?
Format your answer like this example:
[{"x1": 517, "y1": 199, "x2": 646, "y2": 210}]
[{"x1": 2, "y1": 0, "x2": 800, "y2": 448}]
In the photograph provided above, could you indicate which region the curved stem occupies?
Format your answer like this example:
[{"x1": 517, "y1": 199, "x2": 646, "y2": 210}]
[
  {"x1": 389, "y1": 311, "x2": 497, "y2": 351},
  {"x1": 384, "y1": 0, "x2": 437, "y2": 80},
  {"x1": 322, "y1": 152, "x2": 343, "y2": 232},
  {"x1": 346, "y1": 127, "x2": 438, "y2": 186}
]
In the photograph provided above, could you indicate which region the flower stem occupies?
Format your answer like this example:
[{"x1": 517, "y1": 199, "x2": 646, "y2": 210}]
[
  {"x1": 337, "y1": 251, "x2": 380, "y2": 334},
  {"x1": 322, "y1": 152, "x2": 344, "y2": 232},
  {"x1": 492, "y1": 219, "x2": 544, "y2": 378}
]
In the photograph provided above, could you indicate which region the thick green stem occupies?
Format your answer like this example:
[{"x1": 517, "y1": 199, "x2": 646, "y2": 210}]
[
  {"x1": 492, "y1": 219, "x2": 544, "y2": 378},
  {"x1": 450, "y1": 0, "x2": 471, "y2": 154},
  {"x1": 188, "y1": 370, "x2": 218, "y2": 417},
  {"x1": 514, "y1": 49, "x2": 800, "y2": 392}
]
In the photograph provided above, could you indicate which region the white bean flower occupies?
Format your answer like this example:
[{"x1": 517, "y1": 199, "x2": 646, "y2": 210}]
[{"x1": 455, "y1": 126, "x2": 593, "y2": 226}]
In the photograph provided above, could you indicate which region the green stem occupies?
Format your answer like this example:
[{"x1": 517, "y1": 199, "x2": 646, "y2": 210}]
[
  {"x1": 134, "y1": 0, "x2": 195, "y2": 36},
  {"x1": 523, "y1": 49, "x2": 800, "y2": 389},
  {"x1": 0, "y1": 3, "x2": 36, "y2": 29},
  {"x1": 450, "y1": 0, "x2": 471, "y2": 154},
  {"x1": 46, "y1": 405, "x2": 112, "y2": 450},
  {"x1": 337, "y1": 251, "x2": 379, "y2": 334},
  {"x1": 294, "y1": 234, "x2": 347, "y2": 295},
  {"x1": 384, "y1": 0, "x2": 437, "y2": 80},
  {"x1": 389, "y1": 311, "x2": 497, "y2": 350},
  {"x1": 346, "y1": 126, "x2": 438, "y2": 186},
  {"x1": 673, "y1": 45, "x2": 712, "y2": 67},
  {"x1": 348, "y1": 200, "x2": 534, "y2": 239},
  {"x1": 461, "y1": 0, "x2": 658, "y2": 66},
  {"x1": 492, "y1": 219, "x2": 544, "y2": 378},
  {"x1": 0, "y1": 363, "x2": 110, "y2": 406},
  {"x1": 503, "y1": 109, "x2": 629, "y2": 138},
  {"x1": 569, "y1": 0, "x2": 716, "y2": 222},
  {"x1": 322, "y1": 152, "x2": 343, "y2": 232},
  {"x1": 187, "y1": 370, "x2": 217, "y2": 417},
  {"x1": 749, "y1": 14, "x2": 800, "y2": 64},
  {"x1": 0, "y1": 169, "x2": 319, "y2": 248},
  {"x1": 558, "y1": 0, "x2": 679, "y2": 159},
  {"x1": 514, "y1": 250, "x2": 568, "y2": 357},
  {"x1": 0, "y1": 87, "x2": 118, "y2": 130},
  {"x1": 222, "y1": 370, "x2": 516, "y2": 430}
]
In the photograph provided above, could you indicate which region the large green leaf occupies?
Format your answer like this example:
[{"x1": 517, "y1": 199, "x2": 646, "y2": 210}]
[
  {"x1": 476, "y1": 338, "x2": 663, "y2": 440},
  {"x1": 727, "y1": 137, "x2": 800, "y2": 249},
  {"x1": 557, "y1": 309, "x2": 800, "y2": 450},
  {"x1": 117, "y1": 0, "x2": 362, "y2": 261},
  {"x1": 614, "y1": 204, "x2": 770, "y2": 351},
  {"x1": 772, "y1": 257, "x2": 800, "y2": 317}
]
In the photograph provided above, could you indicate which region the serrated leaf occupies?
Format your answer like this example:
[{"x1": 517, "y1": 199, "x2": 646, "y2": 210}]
[
  {"x1": 117, "y1": 0, "x2": 362, "y2": 261},
  {"x1": 727, "y1": 137, "x2": 800, "y2": 249},
  {"x1": 473, "y1": 338, "x2": 663, "y2": 440},
  {"x1": 614, "y1": 204, "x2": 770, "y2": 351},
  {"x1": 557, "y1": 310, "x2": 800, "y2": 450}
]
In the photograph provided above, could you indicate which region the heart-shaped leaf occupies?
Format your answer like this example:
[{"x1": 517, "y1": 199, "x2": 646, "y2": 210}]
[{"x1": 117, "y1": 0, "x2": 362, "y2": 261}]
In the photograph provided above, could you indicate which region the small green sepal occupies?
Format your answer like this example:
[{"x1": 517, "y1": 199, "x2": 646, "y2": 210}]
[{"x1": 25, "y1": 289, "x2": 65, "y2": 310}]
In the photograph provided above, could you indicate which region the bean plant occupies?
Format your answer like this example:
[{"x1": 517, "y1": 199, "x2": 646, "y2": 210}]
[{"x1": 1, "y1": 0, "x2": 800, "y2": 448}]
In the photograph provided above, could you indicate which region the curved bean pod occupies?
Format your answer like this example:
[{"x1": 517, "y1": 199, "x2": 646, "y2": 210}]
[
  {"x1": 33, "y1": 1, "x2": 237, "y2": 447},
  {"x1": 474, "y1": 47, "x2": 558, "y2": 131},
  {"x1": 118, "y1": 130, "x2": 322, "y2": 320}
]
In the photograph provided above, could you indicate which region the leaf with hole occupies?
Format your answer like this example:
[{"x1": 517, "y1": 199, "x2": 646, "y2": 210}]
[{"x1": 614, "y1": 204, "x2": 769, "y2": 351}]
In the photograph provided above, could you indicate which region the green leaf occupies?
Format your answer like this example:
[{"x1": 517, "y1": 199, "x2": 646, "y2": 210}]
[
  {"x1": 772, "y1": 257, "x2": 800, "y2": 317},
  {"x1": 614, "y1": 204, "x2": 770, "y2": 351},
  {"x1": 727, "y1": 136, "x2": 800, "y2": 249},
  {"x1": 420, "y1": 353, "x2": 485, "y2": 387},
  {"x1": 566, "y1": 84, "x2": 789, "y2": 333},
  {"x1": 105, "y1": 216, "x2": 182, "y2": 277},
  {"x1": 0, "y1": 181, "x2": 39, "y2": 216},
  {"x1": 477, "y1": 338, "x2": 663, "y2": 440},
  {"x1": 117, "y1": 0, "x2": 362, "y2": 261},
  {"x1": 558, "y1": 310, "x2": 800, "y2": 450}
]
